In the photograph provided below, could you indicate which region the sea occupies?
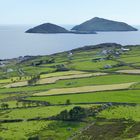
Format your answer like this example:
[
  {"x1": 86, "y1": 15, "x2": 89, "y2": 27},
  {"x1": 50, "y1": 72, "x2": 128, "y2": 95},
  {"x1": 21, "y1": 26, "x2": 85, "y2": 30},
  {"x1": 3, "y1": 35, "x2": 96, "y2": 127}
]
[{"x1": 0, "y1": 25, "x2": 140, "y2": 59}]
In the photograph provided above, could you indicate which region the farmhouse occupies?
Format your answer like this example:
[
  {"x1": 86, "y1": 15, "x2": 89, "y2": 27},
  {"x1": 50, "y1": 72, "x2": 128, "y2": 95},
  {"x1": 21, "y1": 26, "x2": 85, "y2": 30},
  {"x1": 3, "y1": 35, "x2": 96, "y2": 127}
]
[{"x1": 121, "y1": 47, "x2": 130, "y2": 51}]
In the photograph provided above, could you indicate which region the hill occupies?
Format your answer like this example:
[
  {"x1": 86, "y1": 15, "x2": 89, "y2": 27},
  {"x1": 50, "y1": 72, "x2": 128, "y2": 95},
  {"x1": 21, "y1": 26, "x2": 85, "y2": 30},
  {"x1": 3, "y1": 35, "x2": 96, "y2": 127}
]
[
  {"x1": 26, "y1": 23, "x2": 69, "y2": 34},
  {"x1": 72, "y1": 17, "x2": 138, "y2": 32}
]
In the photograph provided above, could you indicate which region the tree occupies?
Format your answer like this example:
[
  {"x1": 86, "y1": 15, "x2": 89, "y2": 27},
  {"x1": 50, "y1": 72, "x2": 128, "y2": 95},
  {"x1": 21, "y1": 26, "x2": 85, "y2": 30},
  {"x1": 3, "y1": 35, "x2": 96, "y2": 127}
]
[
  {"x1": 16, "y1": 101, "x2": 19, "y2": 108},
  {"x1": 28, "y1": 75, "x2": 40, "y2": 85},
  {"x1": 56, "y1": 106, "x2": 86, "y2": 121},
  {"x1": 27, "y1": 102, "x2": 32, "y2": 107},
  {"x1": 56, "y1": 64, "x2": 69, "y2": 71},
  {"x1": 58, "y1": 110, "x2": 69, "y2": 120},
  {"x1": 69, "y1": 106, "x2": 86, "y2": 121},
  {"x1": 65, "y1": 99, "x2": 71, "y2": 105},
  {"x1": 1, "y1": 103, "x2": 9, "y2": 109},
  {"x1": 28, "y1": 136, "x2": 39, "y2": 140},
  {"x1": 22, "y1": 102, "x2": 27, "y2": 108}
]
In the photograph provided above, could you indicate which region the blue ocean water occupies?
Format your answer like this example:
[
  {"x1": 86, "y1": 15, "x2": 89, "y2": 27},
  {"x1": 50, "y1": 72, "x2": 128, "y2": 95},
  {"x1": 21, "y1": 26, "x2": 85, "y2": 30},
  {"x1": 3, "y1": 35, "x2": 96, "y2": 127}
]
[{"x1": 0, "y1": 25, "x2": 140, "y2": 59}]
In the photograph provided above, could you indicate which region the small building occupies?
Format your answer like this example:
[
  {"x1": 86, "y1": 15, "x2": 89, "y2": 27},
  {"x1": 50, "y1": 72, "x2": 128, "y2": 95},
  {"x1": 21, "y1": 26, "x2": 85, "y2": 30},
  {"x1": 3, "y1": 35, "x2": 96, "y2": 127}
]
[
  {"x1": 68, "y1": 52, "x2": 73, "y2": 57},
  {"x1": 121, "y1": 47, "x2": 130, "y2": 51},
  {"x1": 0, "y1": 62, "x2": 5, "y2": 67},
  {"x1": 104, "y1": 64, "x2": 112, "y2": 69},
  {"x1": 92, "y1": 58, "x2": 105, "y2": 62},
  {"x1": 6, "y1": 68, "x2": 14, "y2": 73},
  {"x1": 101, "y1": 50, "x2": 108, "y2": 55}
]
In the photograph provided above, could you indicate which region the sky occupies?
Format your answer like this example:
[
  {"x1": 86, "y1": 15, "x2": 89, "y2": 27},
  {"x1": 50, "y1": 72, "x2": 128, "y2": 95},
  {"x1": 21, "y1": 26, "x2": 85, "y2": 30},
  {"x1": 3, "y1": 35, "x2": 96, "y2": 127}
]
[{"x1": 0, "y1": 0, "x2": 140, "y2": 25}]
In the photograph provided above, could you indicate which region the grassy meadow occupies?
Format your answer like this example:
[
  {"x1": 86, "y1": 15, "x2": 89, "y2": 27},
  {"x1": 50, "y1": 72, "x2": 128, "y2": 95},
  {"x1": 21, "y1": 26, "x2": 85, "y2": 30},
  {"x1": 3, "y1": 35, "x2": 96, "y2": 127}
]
[{"x1": 0, "y1": 43, "x2": 140, "y2": 139}]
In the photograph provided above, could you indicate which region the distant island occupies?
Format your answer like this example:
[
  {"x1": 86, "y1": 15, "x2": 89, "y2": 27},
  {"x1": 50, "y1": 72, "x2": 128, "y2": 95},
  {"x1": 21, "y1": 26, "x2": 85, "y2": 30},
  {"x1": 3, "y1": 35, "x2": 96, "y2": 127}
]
[
  {"x1": 26, "y1": 17, "x2": 138, "y2": 34},
  {"x1": 72, "y1": 17, "x2": 138, "y2": 32},
  {"x1": 26, "y1": 23, "x2": 96, "y2": 34},
  {"x1": 26, "y1": 23, "x2": 69, "y2": 34}
]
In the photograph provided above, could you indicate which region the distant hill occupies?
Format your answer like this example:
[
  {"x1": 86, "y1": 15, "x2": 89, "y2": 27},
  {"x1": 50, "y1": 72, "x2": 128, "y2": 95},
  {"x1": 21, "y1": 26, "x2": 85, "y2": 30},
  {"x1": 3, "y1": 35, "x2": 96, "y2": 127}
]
[
  {"x1": 72, "y1": 17, "x2": 138, "y2": 32},
  {"x1": 26, "y1": 23, "x2": 69, "y2": 34}
]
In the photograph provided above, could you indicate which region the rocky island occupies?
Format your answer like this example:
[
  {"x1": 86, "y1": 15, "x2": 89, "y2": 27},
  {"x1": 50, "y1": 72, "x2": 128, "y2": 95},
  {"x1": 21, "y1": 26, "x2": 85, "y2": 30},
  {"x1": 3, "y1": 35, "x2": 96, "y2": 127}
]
[
  {"x1": 26, "y1": 23, "x2": 96, "y2": 34},
  {"x1": 26, "y1": 23, "x2": 69, "y2": 34},
  {"x1": 72, "y1": 17, "x2": 138, "y2": 32}
]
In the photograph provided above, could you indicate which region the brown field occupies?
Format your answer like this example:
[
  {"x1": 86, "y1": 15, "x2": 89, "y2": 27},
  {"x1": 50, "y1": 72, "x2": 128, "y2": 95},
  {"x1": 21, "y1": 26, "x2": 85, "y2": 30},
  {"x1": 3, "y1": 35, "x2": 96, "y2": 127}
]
[
  {"x1": 34, "y1": 82, "x2": 135, "y2": 96},
  {"x1": 117, "y1": 69, "x2": 140, "y2": 74},
  {"x1": 4, "y1": 72, "x2": 107, "y2": 88}
]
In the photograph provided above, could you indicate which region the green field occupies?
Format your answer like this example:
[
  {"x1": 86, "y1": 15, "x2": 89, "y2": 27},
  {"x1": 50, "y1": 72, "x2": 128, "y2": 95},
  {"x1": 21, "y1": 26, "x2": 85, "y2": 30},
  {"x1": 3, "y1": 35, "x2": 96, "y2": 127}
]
[
  {"x1": 1, "y1": 74, "x2": 140, "y2": 94},
  {"x1": 98, "y1": 105, "x2": 140, "y2": 121},
  {"x1": 1, "y1": 44, "x2": 140, "y2": 140},
  {"x1": 0, "y1": 105, "x2": 94, "y2": 120},
  {"x1": 28, "y1": 89, "x2": 140, "y2": 104}
]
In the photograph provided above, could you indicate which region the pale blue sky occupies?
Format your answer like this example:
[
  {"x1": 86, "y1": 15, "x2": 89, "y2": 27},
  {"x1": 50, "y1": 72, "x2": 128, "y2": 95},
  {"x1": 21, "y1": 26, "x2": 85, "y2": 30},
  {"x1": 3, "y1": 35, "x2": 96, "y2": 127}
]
[{"x1": 0, "y1": 0, "x2": 139, "y2": 25}]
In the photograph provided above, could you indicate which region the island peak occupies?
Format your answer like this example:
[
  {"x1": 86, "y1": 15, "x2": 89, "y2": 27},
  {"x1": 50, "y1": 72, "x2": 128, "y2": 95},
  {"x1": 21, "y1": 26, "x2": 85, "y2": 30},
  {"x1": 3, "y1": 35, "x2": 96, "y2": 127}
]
[
  {"x1": 72, "y1": 17, "x2": 138, "y2": 32},
  {"x1": 26, "y1": 23, "x2": 69, "y2": 34}
]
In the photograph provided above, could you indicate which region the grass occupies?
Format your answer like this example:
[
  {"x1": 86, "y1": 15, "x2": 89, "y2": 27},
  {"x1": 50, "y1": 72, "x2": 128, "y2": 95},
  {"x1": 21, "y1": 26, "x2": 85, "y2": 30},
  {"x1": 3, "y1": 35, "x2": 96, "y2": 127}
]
[
  {"x1": 69, "y1": 60, "x2": 118, "y2": 71},
  {"x1": 0, "y1": 78, "x2": 11, "y2": 84},
  {"x1": 1, "y1": 45, "x2": 140, "y2": 140},
  {"x1": 0, "y1": 105, "x2": 93, "y2": 140},
  {"x1": 73, "y1": 121, "x2": 140, "y2": 140},
  {"x1": 0, "y1": 105, "x2": 94, "y2": 120},
  {"x1": 4, "y1": 72, "x2": 106, "y2": 88},
  {"x1": 132, "y1": 82, "x2": 140, "y2": 89},
  {"x1": 2, "y1": 74, "x2": 140, "y2": 94},
  {"x1": 0, "y1": 93, "x2": 12, "y2": 100},
  {"x1": 98, "y1": 105, "x2": 140, "y2": 121},
  {"x1": 40, "y1": 70, "x2": 88, "y2": 78},
  {"x1": 37, "y1": 74, "x2": 140, "y2": 88},
  {"x1": 37, "y1": 73, "x2": 94, "y2": 85},
  {"x1": 23, "y1": 66, "x2": 56, "y2": 75},
  {"x1": 119, "y1": 55, "x2": 140, "y2": 64},
  {"x1": 28, "y1": 89, "x2": 140, "y2": 104},
  {"x1": 33, "y1": 82, "x2": 135, "y2": 96},
  {"x1": 0, "y1": 106, "x2": 74, "y2": 120},
  {"x1": 0, "y1": 118, "x2": 86, "y2": 140},
  {"x1": 39, "y1": 121, "x2": 86, "y2": 140},
  {"x1": 0, "y1": 121, "x2": 52, "y2": 140}
]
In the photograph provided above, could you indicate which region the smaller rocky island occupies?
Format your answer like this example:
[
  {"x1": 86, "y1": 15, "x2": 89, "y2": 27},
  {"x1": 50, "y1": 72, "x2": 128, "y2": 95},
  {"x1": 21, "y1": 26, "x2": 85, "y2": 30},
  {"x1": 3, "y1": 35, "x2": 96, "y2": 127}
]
[{"x1": 26, "y1": 23, "x2": 69, "y2": 34}]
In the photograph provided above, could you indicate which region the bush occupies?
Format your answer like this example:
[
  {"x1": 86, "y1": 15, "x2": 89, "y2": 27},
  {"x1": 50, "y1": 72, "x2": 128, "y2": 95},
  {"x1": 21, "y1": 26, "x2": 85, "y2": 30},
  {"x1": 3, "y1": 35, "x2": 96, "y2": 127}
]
[
  {"x1": 65, "y1": 99, "x2": 71, "y2": 105},
  {"x1": 56, "y1": 106, "x2": 86, "y2": 121},
  {"x1": 28, "y1": 136, "x2": 39, "y2": 140}
]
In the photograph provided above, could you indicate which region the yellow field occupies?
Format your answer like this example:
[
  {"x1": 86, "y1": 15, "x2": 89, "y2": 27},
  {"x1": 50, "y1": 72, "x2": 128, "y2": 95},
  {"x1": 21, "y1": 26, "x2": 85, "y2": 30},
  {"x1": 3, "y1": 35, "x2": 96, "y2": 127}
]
[
  {"x1": 4, "y1": 81, "x2": 27, "y2": 88},
  {"x1": 117, "y1": 69, "x2": 140, "y2": 74},
  {"x1": 40, "y1": 70, "x2": 88, "y2": 78},
  {"x1": 4, "y1": 72, "x2": 107, "y2": 88},
  {"x1": 38, "y1": 72, "x2": 107, "y2": 85},
  {"x1": 34, "y1": 82, "x2": 135, "y2": 96}
]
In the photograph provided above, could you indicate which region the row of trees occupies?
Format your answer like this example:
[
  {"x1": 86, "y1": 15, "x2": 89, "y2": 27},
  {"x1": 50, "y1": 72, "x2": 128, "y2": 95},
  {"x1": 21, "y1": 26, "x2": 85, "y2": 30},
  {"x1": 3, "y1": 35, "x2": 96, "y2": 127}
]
[
  {"x1": 56, "y1": 106, "x2": 87, "y2": 121},
  {"x1": 11, "y1": 76, "x2": 29, "y2": 83},
  {"x1": 55, "y1": 64, "x2": 69, "y2": 72},
  {"x1": 0, "y1": 100, "x2": 50, "y2": 110},
  {"x1": 17, "y1": 100, "x2": 50, "y2": 108},
  {"x1": 31, "y1": 58, "x2": 55, "y2": 66},
  {"x1": 55, "y1": 103, "x2": 113, "y2": 121},
  {"x1": 28, "y1": 75, "x2": 40, "y2": 85}
]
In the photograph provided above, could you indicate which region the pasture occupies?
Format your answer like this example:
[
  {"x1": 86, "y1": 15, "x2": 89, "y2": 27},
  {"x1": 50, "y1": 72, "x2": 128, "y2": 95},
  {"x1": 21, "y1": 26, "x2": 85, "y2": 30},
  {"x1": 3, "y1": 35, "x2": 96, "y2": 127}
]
[
  {"x1": 1, "y1": 44, "x2": 140, "y2": 139},
  {"x1": 28, "y1": 89, "x2": 140, "y2": 104}
]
